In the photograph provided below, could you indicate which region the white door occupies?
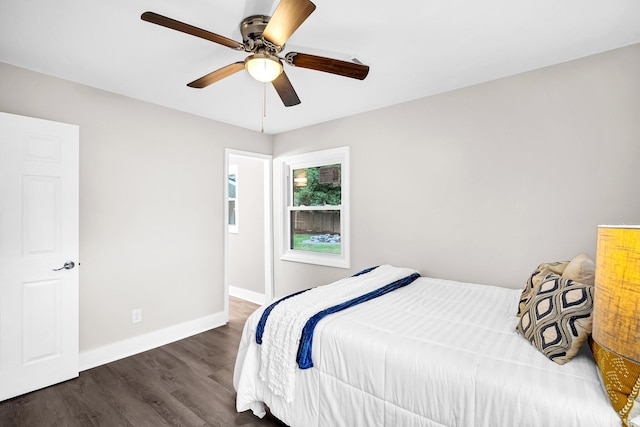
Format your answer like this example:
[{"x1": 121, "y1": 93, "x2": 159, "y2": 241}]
[{"x1": 0, "y1": 112, "x2": 79, "y2": 401}]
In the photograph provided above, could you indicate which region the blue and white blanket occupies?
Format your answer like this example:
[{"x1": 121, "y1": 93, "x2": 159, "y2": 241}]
[{"x1": 256, "y1": 264, "x2": 420, "y2": 402}]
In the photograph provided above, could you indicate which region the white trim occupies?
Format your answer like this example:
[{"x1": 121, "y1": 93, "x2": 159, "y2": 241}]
[
  {"x1": 79, "y1": 311, "x2": 226, "y2": 371},
  {"x1": 287, "y1": 205, "x2": 342, "y2": 211},
  {"x1": 224, "y1": 149, "x2": 274, "y2": 323},
  {"x1": 262, "y1": 155, "x2": 274, "y2": 303},
  {"x1": 224, "y1": 154, "x2": 230, "y2": 323},
  {"x1": 280, "y1": 146, "x2": 350, "y2": 269},
  {"x1": 229, "y1": 286, "x2": 266, "y2": 305},
  {"x1": 228, "y1": 163, "x2": 239, "y2": 234}
]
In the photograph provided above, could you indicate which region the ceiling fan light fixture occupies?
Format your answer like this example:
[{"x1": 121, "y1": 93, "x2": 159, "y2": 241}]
[{"x1": 245, "y1": 53, "x2": 283, "y2": 82}]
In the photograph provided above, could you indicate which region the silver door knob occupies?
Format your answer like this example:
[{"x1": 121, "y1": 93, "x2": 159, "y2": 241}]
[{"x1": 53, "y1": 261, "x2": 75, "y2": 271}]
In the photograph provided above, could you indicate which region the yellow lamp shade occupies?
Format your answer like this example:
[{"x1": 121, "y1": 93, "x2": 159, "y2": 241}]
[{"x1": 592, "y1": 225, "x2": 640, "y2": 363}]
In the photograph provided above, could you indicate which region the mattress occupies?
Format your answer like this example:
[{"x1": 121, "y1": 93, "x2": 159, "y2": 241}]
[{"x1": 234, "y1": 276, "x2": 619, "y2": 426}]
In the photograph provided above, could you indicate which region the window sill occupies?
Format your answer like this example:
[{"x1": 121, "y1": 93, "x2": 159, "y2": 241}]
[{"x1": 280, "y1": 251, "x2": 350, "y2": 269}]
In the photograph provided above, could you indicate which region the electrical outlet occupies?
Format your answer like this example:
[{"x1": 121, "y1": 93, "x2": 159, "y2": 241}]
[{"x1": 132, "y1": 308, "x2": 142, "y2": 324}]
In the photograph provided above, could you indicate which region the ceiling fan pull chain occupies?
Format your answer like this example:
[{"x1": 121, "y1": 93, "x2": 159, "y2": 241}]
[{"x1": 261, "y1": 82, "x2": 267, "y2": 133}]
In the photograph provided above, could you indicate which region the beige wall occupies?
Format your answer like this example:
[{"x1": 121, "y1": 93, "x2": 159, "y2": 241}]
[
  {"x1": 0, "y1": 62, "x2": 271, "y2": 353},
  {"x1": 2, "y1": 42, "x2": 639, "y2": 356},
  {"x1": 272, "y1": 43, "x2": 640, "y2": 296},
  {"x1": 228, "y1": 154, "x2": 266, "y2": 295}
]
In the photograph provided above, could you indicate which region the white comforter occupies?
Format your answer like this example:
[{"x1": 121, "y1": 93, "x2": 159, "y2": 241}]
[
  {"x1": 234, "y1": 276, "x2": 619, "y2": 427},
  {"x1": 258, "y1": 265, "x2": 418, "y2": 403}
]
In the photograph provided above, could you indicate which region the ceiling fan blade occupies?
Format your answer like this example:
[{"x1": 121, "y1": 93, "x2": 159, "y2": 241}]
[
  {"x1": 187, "y1": 62, "x2": 245, "y2": 88},
  {"x1": 262, "y1": 0, "x2": 316, "y2": 47},
  {"x1": 141, "y1": 12, "x2": 244, "y2": 50},
  {"x1": 285, "y1": 52, "x2": 369, "y2": 80},
  {"x1": 272, "y1": 71, "x2": 301, "y2": 107}
]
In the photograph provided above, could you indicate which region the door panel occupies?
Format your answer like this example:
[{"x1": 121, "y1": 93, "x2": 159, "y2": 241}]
[
  {"x1": 23, "y1": 175, "x2": 61, "y2": 255},
  {"x1": 23, "y1": 279, "x2": 61, "y2": 364},
  {"x1": 0, "y1": 112, "x2": 79, "y2": 401}
]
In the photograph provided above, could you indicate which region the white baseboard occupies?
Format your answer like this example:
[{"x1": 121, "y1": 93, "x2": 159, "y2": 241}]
[
  {"x1": 79, "y1": 311, "x2": 227, "y2": 372},
  {"x1": 229, "y1": 286, "x2": 265, "y2": 305}
]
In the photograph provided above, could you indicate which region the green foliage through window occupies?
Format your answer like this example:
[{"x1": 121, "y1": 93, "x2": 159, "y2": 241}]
[{"x1": 293, "y1": 165, "x2": 341, "y2": 207}]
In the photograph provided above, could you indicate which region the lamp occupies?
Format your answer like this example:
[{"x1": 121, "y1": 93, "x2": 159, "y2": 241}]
[
  {"x1": 593, "y1": 225, "x2": 640, "y2": 363},
  {"x1": 245, "y1": 53, "x2": 283, "y2": 83}
]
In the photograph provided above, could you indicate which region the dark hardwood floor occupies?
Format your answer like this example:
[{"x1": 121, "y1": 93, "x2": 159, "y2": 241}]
[{"x1": 0, "y1": 297, "x2": 285, "y2": 427}]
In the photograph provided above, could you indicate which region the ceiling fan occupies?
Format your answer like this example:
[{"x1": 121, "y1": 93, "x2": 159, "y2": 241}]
[{"x1": 141, "y1": 0, "x2": 370, "y2": 107}]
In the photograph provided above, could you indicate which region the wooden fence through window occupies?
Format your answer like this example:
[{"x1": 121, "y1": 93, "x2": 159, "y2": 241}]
[{"x1": 292, "y1": 211, "x2": 340, "y2": 235}]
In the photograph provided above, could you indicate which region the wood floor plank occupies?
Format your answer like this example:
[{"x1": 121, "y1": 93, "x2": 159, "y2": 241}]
[
  {"x1": 0, "y1": 297, "x2": 282, "y2": 426},
  {"x1": 107, "y1": 357, "x2": 209, "y2": 426},
  {"x1": 56, "y1": 374, "x2": 134, "y2": 426},
  {"x1": 86, "y1": 363, "x2": 178, "y2": 426}
]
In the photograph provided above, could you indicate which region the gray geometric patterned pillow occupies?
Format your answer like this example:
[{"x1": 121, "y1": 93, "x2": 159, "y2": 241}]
[
  {"x1": 516, "y1": 274, "x2": 594, "y2": 365},
  {"x1": 517, "y1": 261, "x2": 569, "y2": 317}
]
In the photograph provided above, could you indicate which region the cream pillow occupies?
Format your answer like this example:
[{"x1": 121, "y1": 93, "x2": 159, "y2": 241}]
[
  {"x1": 517, "y1": 261, "x2": 569, "y2": 317},
  {"x1": 562, "y1": 253, "x2": 596, "y2": 285}
]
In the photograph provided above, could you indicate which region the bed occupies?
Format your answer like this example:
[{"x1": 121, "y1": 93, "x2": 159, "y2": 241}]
[{"x1": 233, "y1": 264, "x2": 624, "y2": 427}]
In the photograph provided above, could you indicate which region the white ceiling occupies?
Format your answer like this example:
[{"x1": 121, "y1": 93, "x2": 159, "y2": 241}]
[{"x1": 1, "y1": 0, "x2": 639, "y2": 135}]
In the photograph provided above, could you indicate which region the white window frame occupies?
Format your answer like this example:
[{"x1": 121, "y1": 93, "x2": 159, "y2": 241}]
[
  {"x1": 228, "y1": 164, "x2": 238, "y2": 234},
  {"x1": 280, "y1": 146, "x2": 350, "y2": 269}
]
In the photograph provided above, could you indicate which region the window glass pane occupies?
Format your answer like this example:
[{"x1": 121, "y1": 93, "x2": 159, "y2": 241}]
[
  {"x1": 229, "y1": 200, "x2": 236, "y2": 225},
  {"x1": 290, "y1": 210, "x2": 341, "y2": 254},
  {"x1": 228, "y1": 173, "x2": 236, "y2": 198},
  {"x1": 293, "y1": 164, "x2": 341, "y2": 207}
]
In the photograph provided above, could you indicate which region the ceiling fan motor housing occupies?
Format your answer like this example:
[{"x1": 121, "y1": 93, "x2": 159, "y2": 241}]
[{"x1": 240, "y1": 15, "x2": 281, "y2": 54}]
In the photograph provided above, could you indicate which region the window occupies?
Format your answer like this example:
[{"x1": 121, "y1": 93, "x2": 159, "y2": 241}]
[
  {"x1": 280, "y1": 147, "x2": 349, "y2": 268},
  {"x1": 228, "y1": 164, "x2": 238, "y2": 233}
]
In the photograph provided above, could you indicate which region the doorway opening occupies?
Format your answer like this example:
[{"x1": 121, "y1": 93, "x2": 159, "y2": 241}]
[{"x1": 224, "y1": 149, "x2": 273, "y2": 321}]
